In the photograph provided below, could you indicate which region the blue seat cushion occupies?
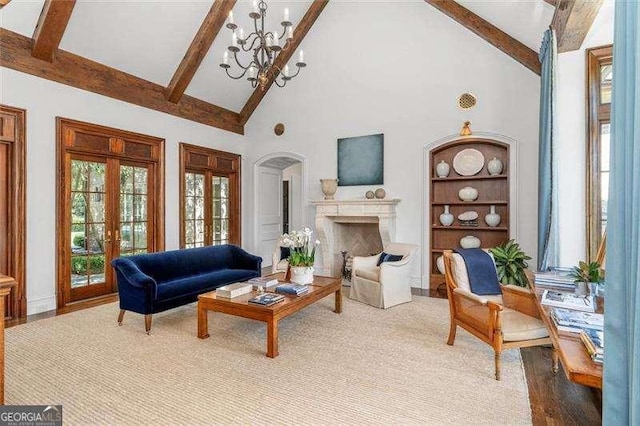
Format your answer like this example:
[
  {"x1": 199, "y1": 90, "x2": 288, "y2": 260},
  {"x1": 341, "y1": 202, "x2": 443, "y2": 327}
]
[{"x1": 156, "y1": 269, "x2": 257, "y2": 301}]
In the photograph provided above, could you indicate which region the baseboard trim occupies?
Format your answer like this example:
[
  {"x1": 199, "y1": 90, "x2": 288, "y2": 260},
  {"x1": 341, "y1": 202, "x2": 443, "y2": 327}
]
[{"x1": 27, "y1": 295, "x2": 57, "y2": 315}]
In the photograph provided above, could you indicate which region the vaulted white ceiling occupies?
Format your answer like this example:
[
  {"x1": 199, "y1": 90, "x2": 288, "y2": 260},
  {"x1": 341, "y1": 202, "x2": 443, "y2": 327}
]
[{"x1": 0, "y1": 0, "x2": 554, "y2": 115}]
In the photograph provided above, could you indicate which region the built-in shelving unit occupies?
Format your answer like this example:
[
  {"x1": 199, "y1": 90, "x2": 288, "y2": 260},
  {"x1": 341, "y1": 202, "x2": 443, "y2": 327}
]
[{"x1": 429, "y1": 138, "x2": 510, "y2": 292}]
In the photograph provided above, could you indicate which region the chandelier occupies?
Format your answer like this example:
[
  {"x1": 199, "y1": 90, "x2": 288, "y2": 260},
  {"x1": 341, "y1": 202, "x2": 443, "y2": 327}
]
[{"x1": 220, "y1": 1, "x2": 306, "y2": 90}]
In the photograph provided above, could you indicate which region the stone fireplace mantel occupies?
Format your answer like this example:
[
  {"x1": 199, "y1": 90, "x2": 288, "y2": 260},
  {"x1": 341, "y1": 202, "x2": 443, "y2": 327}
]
[{"x1": 311, "y1": 199, "x2": 400, "y2": 276}]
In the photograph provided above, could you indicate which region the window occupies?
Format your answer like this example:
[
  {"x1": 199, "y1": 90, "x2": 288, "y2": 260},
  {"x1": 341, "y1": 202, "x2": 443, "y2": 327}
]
[
  {"x1": 586, "y1": 45, "x2": 612, "y2": 261},
  {"x1": 179, "y1": 144, "x2": 240, "y2": 248}
]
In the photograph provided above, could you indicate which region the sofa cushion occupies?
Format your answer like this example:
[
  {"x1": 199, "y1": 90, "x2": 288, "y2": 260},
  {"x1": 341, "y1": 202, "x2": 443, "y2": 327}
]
[
  {"x1": 501, "y1": 308, "x2": 549, "y2": 342},
  {"x1": 376, "y1": 252, "x2": 404, "y2": 266},
  {"x1": 133, "y1": 245, "x2": 235, "y2": 283},
  {"x1": 355, "y1": 266, "x2": 380, "y2": 282},
  {"x1": 156, "y1": 269, "x2": 257, "y2": 301}
]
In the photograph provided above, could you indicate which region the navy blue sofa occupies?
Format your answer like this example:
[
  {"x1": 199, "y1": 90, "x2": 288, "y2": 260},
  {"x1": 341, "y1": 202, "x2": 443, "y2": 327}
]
[{"x1": 112, "y1": 244, "x2": 261, "y2": 333}]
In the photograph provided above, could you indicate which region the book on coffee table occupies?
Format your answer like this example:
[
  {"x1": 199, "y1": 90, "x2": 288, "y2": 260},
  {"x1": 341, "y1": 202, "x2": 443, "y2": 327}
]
[
  {"x1": 248, "y1": 276, "x2": 279, "y2": 288},
  {"x1": 248, "y1": 293, "x2": 285, "y2": 306},
  {"x1": 275, "y1": 284, "x2": 309, "y2": 296},
  {"x1": 216, "y1": 282, "x2": 253, "y2": 298}
]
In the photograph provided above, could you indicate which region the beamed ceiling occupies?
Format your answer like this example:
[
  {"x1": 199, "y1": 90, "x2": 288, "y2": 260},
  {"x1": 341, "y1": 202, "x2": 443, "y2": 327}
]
[{"x1": 0, "y1": 0, "x2": 603, "y2": 135}]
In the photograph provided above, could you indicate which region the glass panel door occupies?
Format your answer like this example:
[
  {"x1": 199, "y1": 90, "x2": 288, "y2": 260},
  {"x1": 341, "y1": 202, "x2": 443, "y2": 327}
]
[
  {"x1": 120, "y1": 164, "x2": 150, "y2": 256},
  {"x1": 184, "y1": 171, "x2": 206, "y2": 248},
  {"x1": 212, "y1": 175, "x2": 230, "y2": 245},
  {"x1": 69, "y1": 158, "x2": 108, "y2": 300}
]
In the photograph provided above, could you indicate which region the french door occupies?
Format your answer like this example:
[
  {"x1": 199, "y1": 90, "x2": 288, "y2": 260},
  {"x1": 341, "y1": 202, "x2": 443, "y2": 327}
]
[
  {"x1": 179, "y1": 143, "x2": 241, "y2": 248},
  {"x1": 183, "y1": 171, "x2": 232, "y2": 247},
  {"x1": 58, "y1": 118, "x2": 164, "y2": 307}
]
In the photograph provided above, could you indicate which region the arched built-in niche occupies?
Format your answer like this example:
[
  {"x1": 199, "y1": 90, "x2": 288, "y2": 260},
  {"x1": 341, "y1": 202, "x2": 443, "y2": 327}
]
[{"x1": 421, "y1": 132, "x2": 519, "y2": 293}]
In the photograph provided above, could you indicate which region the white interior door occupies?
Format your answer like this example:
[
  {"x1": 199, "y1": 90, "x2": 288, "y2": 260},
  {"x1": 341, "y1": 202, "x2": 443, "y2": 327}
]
[{"x1": 257, "y1": 166, "x2": 282, "y2": 267}]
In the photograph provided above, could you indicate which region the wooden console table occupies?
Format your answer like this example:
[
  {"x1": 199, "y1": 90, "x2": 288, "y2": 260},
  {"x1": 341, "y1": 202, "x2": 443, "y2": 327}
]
[
  {"x1": 531, "y1": 281, "x2": 603, "y2": 389},
  {"x1": 0, "y1": 275, "x2": 15, "y2": 404}
]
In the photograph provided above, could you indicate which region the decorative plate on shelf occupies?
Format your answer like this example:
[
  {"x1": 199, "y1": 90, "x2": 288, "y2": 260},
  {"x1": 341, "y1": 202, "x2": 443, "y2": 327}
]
[
  {"x1": 453, "y1": 148, "x2": 485, "y2": 176},
  {"x1": 457, "y1": 211, "x2": 479, "y2": 221}
]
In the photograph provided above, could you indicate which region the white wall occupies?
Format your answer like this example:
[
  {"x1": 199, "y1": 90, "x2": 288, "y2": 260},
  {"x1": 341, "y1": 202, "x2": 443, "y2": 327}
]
[
  {"x1": 244, "y1": 3, "x2": 542, "y2": 287},
  {"x1": 555, "y1": 1, "x2": 614, "y2": 266},
  {"x1": 0, "y1": 68, "x2": 248, "y2": 314}
]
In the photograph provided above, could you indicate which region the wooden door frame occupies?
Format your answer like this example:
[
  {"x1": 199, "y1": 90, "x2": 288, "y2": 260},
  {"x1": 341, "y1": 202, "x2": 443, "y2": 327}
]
[
  {"x1": 0, "y1": 105, "x2": 27, "y2": 318},
  {"x1": 56, "y1": 117, "x2": 165, "y2": 308},
  {"x1": 178, "y1": 143, "x2": 241, "y2": 247}
]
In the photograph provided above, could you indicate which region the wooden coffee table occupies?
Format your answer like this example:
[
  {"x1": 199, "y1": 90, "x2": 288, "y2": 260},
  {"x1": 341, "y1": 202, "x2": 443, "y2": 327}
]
[{"x1": 197, "y1": 274, "x2": 342, "y2": 358}]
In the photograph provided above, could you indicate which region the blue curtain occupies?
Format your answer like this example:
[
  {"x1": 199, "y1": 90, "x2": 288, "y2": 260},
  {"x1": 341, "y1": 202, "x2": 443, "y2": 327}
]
[
  {"x1": 603, "y1": 2, "x2": 640, "y2": 424},
  {"x1": 537, "y1": 29, "x2": 559, "y2": 270}
]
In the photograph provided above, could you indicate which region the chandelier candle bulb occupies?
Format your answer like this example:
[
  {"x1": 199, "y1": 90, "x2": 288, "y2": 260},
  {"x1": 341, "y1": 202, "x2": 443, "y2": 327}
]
[
  {"x1": 231, "y1": 32, "x2": 237, "y2": 47},
  {"x1": 228, "y1": 11, "x2": 234, "y2": 25},
  {"x1": 284, "y1": 8, "x2": 289, "y2": 22},
  {"x1": 299, "y1": 50, "x2": 304, "y2": 63},
  {"x1": 238, "y1": 27, "x2": 244, "y2": 41},
  {"x1": 252, "y1": 0, "x2": 258, "y2": 13},
  {"x1": 273, "y1": 32, "x2": 279, "y2": 46},
  {"x1": 287, "y1": 26, "x2": 293, "y2": 40},
  {"x1": 283, "y1": 65, "x2": 289, "y2": 77},
  {"x1": 222, "y1": 51, "x2": 228, "y2": 65}
]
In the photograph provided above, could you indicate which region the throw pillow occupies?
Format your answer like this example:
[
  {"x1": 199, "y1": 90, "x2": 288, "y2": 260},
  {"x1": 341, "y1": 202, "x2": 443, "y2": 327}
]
[
  {"x1": 280, "y1": 246, "x2": 291, "y2": 261},
  {"x1": 376, "y1": 252, "x2": 404, "y2": 266}
]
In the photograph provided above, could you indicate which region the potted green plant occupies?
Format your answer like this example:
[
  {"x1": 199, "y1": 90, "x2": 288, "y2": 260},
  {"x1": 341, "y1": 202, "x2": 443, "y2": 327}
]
[
  {"x1": 489, "y1": 239, "x2": 532, "y2": 287},
  {"x1": 569, "y1": 261, "x2": 604, "y2": 297}
]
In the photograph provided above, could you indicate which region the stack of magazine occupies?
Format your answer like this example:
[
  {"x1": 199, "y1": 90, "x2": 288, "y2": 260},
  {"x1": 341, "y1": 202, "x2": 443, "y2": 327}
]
[
  {"x1": 550, "y1": 308, "x2": 603, "y2": 333},
  {"x1": 534, "y1": 267, "x2": 575, "y2": 290},
  {"x1": 541, "y1": 290, "x2": 595, "y2": 313},
  {"x1": 580, "y1": 328, "x2": 604, "y2": 364},
  {"x1": 248, "y1": 292, "x2": 285, "y2": 306},
  {"x1": 275, "y1": 284, "x2": 309, "y2": 296}
]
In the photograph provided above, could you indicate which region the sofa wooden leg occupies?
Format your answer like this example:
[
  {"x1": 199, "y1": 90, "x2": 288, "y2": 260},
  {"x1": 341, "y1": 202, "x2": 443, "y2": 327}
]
[
  {"x1": 494, "y1": 351, "x2": 502, "y2": 381},
  {"x1": 446, "y1": 321, "x2": 457, "y2": 346},
  {"x1": 117, "y1": 309, "x2": 125, "y2": 325},
  {"x1": 145, "y1": 314, "x2": 152, "y2": 335}
]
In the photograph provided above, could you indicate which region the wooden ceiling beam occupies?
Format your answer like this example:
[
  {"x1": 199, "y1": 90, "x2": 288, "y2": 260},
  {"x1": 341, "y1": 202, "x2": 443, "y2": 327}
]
[
  {"x1": 32, "y1": 0, "x2": 77, "y2": 62},
  {"x1": 543, "y1": 0, "x2": 557, "y2": 7},
  {"x1": 239, "y1": 0, "x2": 329, "y2": 126},
  {"x1": 425, "y1": 0, "x2": 541, "y2": 75},
  {"x1": 552, "y1": 0, "x2": 604, "y2": 53},
  {"x1": 166, "y1": 0, "x2": 237, "y2": 103},
  {"x1": 0, "y1": 29, "x2": 244, "y2": 134},
  {"x1": 0, "y1": 0, "x2": 13, "y2": 8}
]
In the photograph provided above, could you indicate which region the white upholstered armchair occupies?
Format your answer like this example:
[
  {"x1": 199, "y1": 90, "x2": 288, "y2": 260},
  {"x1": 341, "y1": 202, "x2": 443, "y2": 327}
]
[
  {"x1": 271, "y1": 237, "x2": 289, "y2": 274},
  {"x1": 350, "y1": 243, "x2": 419, "y2": 309}
]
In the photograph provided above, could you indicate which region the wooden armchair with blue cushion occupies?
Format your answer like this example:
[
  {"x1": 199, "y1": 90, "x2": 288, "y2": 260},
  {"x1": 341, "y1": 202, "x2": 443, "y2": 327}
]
[
  {"x1": 112, "y1": 244, "x2": 261, "y2": 334},
  {"x1": 443, "y1": 249, "x2": 550, "y2": 380}
]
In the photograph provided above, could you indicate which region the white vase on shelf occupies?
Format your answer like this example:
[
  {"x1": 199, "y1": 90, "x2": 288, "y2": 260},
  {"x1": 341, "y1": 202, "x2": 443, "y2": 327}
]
[
  {"x1": 487, "y1": 157, "x2": 503, "y2": 175},
  {"x1": 484, "y1": 205, "x2": 501, "y2": 227},
  {"x1": 436, "y1": 160, "x2": 450, "y2": 178},
  {"x1": 458, "y1": 186, "x2": 478, "y2": 201},
  {"x1": 439, "y1": 205, "x2": 454, "y2": 226},
  {"x1": 460, "y1": 235, "x2": 481, "y2": 249}
]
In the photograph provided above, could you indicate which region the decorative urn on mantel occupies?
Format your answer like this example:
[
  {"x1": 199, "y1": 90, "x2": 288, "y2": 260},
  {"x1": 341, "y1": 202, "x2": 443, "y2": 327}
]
[{"x1": 320, "y1": 179, "x2": 338, "y2": 200}]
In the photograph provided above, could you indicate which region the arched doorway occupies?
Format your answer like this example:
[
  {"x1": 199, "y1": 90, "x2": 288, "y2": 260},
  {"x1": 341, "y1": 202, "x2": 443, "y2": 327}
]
[{"x1": 253, "y1": 152, "x2": 307, "y2": 269}]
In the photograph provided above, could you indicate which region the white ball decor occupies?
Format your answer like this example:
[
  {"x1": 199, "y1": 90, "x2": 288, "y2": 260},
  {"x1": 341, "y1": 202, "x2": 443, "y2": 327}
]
[{"x1": 460, "y1": 235, "x2": 481, "y2": 249}]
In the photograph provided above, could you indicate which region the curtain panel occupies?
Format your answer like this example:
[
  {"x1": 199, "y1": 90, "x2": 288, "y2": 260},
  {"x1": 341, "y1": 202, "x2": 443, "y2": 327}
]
[
  {"x1": 537, "y1": 29, "x2": 559, "y2": 270},
  {"x1": 603, "y1": 2, "x2": 640, "y2": 424}
]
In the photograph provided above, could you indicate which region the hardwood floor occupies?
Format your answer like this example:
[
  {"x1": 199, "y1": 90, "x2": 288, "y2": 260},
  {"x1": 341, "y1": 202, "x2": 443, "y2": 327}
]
[{"x1": 7, "y1": 289, "x2": 601, "y2": 424}]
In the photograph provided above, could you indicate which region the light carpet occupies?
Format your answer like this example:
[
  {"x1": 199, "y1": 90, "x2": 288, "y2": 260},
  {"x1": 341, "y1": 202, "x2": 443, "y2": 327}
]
[{"x1": 5, "y1": 295, "x2": 532, "y2": 425}]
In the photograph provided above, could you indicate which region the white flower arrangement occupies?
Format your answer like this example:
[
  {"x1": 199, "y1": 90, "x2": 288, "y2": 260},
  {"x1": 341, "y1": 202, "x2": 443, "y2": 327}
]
[{"x1": 281, "y1": 227, "x2": 320, "y2": 267}]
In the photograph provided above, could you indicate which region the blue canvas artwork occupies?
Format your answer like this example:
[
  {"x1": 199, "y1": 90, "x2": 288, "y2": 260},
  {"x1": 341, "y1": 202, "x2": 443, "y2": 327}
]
[{"x1": 337, "y1": 134, "x2": 384, "y2": 186}]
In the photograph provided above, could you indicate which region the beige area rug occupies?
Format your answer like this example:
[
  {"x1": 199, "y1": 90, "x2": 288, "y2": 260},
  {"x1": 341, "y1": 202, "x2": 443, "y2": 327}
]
[{"x1": 5, "y1": 295, "x2": 531, "y2": 425}]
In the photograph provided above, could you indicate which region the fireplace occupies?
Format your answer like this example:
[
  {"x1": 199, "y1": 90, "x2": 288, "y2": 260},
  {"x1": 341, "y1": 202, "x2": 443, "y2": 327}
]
[{"x1": 311, "y1": 199, "x2": 400, "y2": 276}]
